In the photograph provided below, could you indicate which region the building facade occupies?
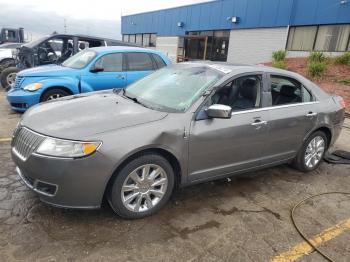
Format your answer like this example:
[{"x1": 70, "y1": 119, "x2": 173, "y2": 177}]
[{"x1": 121, "y1": 0, "x2": 350, "y2": 63}]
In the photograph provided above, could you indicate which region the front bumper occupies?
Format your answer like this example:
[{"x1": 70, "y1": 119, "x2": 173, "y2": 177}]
[
  {"x1": 12, "y1": 148, "x2": 115, "y2": 209},
  {"x1": 7, "y1": 88, "x2": 41, "y2": 112}
]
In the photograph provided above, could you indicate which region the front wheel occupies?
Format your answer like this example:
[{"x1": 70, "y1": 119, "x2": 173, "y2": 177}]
[
  {"x1": 40, "y1": 88, "x2": 71, "y2": 102},
  {"x1": 0, "y1": 67, "x2": 20, "y2": 90},
  {"x1": 108, "y1": 153, "x2": 175, "y2": 219},
  {"x1": 0, "y1": 59, "x2": 16, "y2": 73},
  {"x1": 293, "y1": 131, "x2": 328, "y2": 172}
]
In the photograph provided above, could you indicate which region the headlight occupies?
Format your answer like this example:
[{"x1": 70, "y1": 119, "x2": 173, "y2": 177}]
[
  {"x1": 23, "y1": 83, "x2": 43, "y2": 91},
  {"x1": 36, "y1": 137, "x2": 101, "y2": 158}
]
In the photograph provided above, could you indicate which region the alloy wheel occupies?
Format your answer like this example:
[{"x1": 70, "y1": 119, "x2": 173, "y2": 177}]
[
  {"x1": 6, "y1": 73, "x2": 16, "y2": 86},
  {"x1": 304, "y1": 136, "x2": 325, "y2": 168},
  {"x1": 47, "y1": 94, "x2": 63, "y2": 100},
  {"x1": 121, "y1": 164, "x2": 168, "y2": 213}
]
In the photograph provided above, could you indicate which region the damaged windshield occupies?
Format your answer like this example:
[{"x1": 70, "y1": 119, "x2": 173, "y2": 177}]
[{"x1": 124, "y1": 65, "x2": 223, "y2": 113}]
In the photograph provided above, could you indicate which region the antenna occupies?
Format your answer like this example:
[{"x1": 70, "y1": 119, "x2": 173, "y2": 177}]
[{"x1": 64, "y1": 18, "x2": 67, "y2": 33}]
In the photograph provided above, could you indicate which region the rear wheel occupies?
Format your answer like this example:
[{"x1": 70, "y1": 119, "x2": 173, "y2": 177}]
[
  {"x1": 40, "y1": 88, "x2": 71, "y2": 102},
  {"x1": 293, "y1": 131, "x2": 327, "y2": 172},
  {"x1": 0, "y1": 67, "x2": 20, "y2": 90},
  {"x1": 108, "y1": 153, "x2": 175, "y2": 219}
]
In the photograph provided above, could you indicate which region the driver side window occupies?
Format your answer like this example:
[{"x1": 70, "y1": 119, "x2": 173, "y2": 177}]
[
  {"x1": 211, "y1": 75, "x2": 262, "y2": 111},
  {"x1": 94, "y1": 53, "x2": 123, "y2": 72}
]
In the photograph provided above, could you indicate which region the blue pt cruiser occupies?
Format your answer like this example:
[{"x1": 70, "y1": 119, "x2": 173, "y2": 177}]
[{"x1": 7, "y1": 46, "x2": 171, "y2": 112}]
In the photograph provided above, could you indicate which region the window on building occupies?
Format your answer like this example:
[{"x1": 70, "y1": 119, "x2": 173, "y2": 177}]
[
  {"x1": 129, "y1": 35, "x2": 136, "y2": 43},
  {"x1": 122, "y1": 35, "x2": 128, "y2": 42},
  {"x1": 142, "y1": 34, "x2": 150, "y2": 47},
  {"x1": 126, "y1": 52, "x2": 154, "y2": 71},
  {"x1": 287, "y1": 24, "x2": 350, "y2": 52},
  {"x1": 314, "y1": 25, "x2": 350, "y2": 52},
  {"x1": 183, "y1": 30, "x2": 230, "y2": 62},
  {"x1": 150, "y1": 34, "x2": 157, "y2": 47},
  {"x1": 136, "y1": 34, "x2": 142, "y2": 45},
  {"x1": 287, "y1": 26, "x2": 317, "y2": 51}
]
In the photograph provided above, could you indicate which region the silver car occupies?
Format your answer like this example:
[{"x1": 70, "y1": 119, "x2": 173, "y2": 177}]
[{"x1": 11, "y1": 63, "x2": 345, "y2": 219}]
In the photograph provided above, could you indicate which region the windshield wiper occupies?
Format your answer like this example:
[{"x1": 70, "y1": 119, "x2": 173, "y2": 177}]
[
  {"x1": 121, "y1": 89, "x2": 151, "y2": 109},
  {"x1": 113, "y1": 88, "x2": 122, "y2": 94}
]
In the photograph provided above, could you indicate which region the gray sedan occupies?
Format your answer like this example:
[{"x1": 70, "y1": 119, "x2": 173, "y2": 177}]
[{"x1": 11, "y1": 63, "x2": 345, "y2": 219}]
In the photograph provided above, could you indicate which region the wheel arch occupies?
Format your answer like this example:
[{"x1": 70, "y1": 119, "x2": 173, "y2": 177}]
[
  {"x1": 103, "y1": 147, "x2": 182, "y2": 200},
  {"x1": 0, "y1": 57, "x2": 15, "y2": 64},
  {"x1": 305, "y1": 126, "x2": 332, "y2": 149},
  {"x1": 313, "y1": 126, "x2": 332, "y2": 148},
  {"x1": 39, "y1": 86, "x2": 74, "y2": 101}
]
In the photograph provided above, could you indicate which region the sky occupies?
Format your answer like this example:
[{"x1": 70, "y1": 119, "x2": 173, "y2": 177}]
[{"x1": 0, "y1": 0, "x2": 211, "y2": 40}]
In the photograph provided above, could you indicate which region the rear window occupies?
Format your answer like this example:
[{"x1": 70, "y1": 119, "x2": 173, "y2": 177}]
[{"x1": 126, "y1": 52, "x2": 154, "y2": 71}]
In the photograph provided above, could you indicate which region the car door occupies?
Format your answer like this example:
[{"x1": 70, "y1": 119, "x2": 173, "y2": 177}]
[
  {"x1": 188, "y1": 73, "x2": 270, "y2": 182},
  {"x1": 125, "y1": 52, "x2": 156, "y2": 85},
  {"x1": 261, "y1": 74, "x2": 318, "y2": 163},
  {"x1": 81, "y1": 52, "x2": 127, "y2": 91}
]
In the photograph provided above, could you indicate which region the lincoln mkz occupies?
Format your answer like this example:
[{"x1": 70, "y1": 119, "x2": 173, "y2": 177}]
[{"x1": 11, "y1": 63, "x2": 345, "y2": 219}]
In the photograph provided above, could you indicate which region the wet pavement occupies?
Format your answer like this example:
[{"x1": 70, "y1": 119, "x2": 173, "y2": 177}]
[{"x1": 0, "y1": 89, "x2": 349, "y2": 261}]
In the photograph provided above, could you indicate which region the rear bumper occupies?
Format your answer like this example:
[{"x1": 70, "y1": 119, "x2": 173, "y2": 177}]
[
  {"x1": 330, "y1": 123, "x2": 344, "y2": 147},
  {"x1": 7, "y1": 88, "x2": 41, "y2": 112}
]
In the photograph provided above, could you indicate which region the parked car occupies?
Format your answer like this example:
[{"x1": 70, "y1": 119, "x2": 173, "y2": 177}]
[
  {"x1": 11, "y1": 63, "x2": 345, "y2": 219},
  {"x1": 7, "y1": 46, "x2": 171, "y2": 112},
  {"x1": 0, "y1": 33, "x2": 137, "y2": 89},
  {"x1": 0, "y1": 43, "x2": 22, "y2": 73}
]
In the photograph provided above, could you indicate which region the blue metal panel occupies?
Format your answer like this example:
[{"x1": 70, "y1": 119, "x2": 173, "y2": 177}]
[
  {"x1": 121, "y1": 0, "x2": 350, "y2": 36},
  {"x1": 291, "y1": 0, "x2": 350, "y2": 26}
]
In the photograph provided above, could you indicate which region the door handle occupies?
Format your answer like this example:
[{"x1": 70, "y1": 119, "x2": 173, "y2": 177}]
[
  {"x1": 251, "y1": 120, "x2": 268, "y2": 126},
  {"x1": 116, "y1": 75, "x2": 125, "y2": 80},
  {"x1": 306, "y1": 112, "x2": 317, "y2": 117}
]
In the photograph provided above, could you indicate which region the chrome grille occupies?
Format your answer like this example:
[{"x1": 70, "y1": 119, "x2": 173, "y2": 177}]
[
  {"x1": 12, "y1": 127, "x2": 45, "y2": 161},
  {"x1": 14, "y1": 76, "x2": 24, "y2": 89}
]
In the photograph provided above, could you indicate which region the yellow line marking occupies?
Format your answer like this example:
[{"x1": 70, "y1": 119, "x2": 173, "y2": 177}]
[
  {"x1": 270, "y1": 218, "x2": 350, "y2": 262},
  {"x1": 0, "y1": 137, "x2": 12, "y2": 142}
]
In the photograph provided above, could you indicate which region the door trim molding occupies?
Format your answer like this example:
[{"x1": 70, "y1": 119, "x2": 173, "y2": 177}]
[{"x1": 231, "y1": 101, "x2": 319, "y2": 116}]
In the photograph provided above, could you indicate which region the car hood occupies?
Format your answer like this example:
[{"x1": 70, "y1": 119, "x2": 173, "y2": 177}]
[
  {"x1": 21, "y1": 91, "x2": 168, "y2": 139},
  {"x1": 18, "y1": 64, "x2": 77, "y2": 77}
]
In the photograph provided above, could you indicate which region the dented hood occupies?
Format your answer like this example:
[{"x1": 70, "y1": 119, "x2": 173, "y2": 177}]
[{"x1": 21, "y1": 91, "x2": 168, "y2": 140}]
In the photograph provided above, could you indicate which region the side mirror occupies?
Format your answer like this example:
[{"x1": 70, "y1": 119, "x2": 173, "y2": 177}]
[
  {"x1": 90, "y1": 66, "x2": 104, "y2": 73},
  {"x1": 206, "y1": 104, "x2": 232, "y2": 119}
]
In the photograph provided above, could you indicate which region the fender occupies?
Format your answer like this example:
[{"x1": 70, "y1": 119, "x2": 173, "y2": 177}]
[
  {"x1": 80, "y1": 79, "x2": 97, "y2": 93},
  {"x1": 0, "y1": 57, "x2": 15, "y2": 63},
  {"x1": 38, "y1": 76, "x2": 80, "y2": 95}
]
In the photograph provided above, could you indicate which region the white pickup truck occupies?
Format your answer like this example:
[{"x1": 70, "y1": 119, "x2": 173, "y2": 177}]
[{"x1": 0, "y1": 43, "x2": 22, "y2": 71}]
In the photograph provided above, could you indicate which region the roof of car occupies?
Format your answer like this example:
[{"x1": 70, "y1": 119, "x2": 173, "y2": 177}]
[
  {"x1": 90, "y1": 46, "x2": 164, "y2": 55},
  {"x1": 181, "y1": 61, "x2": 329, "y2": 99},
  {"x1": 181, "y1": 61, "x2": 297, "y2": 76},
  {"x1": 46, "y1": 33, "x2": 125, "y2": 42}
]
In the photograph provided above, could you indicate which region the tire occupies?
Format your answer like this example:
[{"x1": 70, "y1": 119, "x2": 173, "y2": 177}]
[
  {"x1": 0, "y1": 59, "x2": 15, "y2": 73},
  {"x1": 293, "y1": 131, "x2": 328, "y2": 172},
  {"x1": 108, "y1": 153, "x2": 175, "y2": 219},
  {"x1": 40, "y1": 88, "x2": 71, "y2": 102},
  {"x1": 0, "y1": 67, "x2": 20, "y2": 89}
]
